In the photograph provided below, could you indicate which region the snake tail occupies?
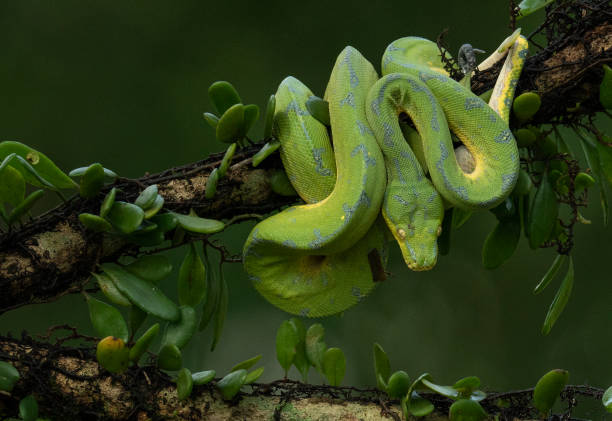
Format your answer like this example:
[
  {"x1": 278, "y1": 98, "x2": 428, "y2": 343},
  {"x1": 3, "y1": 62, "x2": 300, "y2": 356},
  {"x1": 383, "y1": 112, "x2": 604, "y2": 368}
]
[{"x1": 242, "y1": 47, "x2": 388, "y2": 317}]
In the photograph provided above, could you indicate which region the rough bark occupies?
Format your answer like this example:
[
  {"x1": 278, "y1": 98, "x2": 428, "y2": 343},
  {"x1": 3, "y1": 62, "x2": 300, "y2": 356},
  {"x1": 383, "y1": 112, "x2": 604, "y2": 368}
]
[{"x1": 4, "y1": 335, "x2": 601, "y2": 421}]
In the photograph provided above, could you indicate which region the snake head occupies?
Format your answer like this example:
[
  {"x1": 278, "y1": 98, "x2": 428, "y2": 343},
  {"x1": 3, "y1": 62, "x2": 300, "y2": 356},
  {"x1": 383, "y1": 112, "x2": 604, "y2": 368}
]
[{"x1": 383, "y1": 184, "x2": 444, "y2": 271}]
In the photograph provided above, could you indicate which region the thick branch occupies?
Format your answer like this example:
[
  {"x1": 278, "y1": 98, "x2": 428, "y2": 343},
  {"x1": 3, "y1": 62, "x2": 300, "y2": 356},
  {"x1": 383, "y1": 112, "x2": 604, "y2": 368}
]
[
  {"x1": 3, "y1": 335, "x2": 601, "y2": 420},
  {"x1": 1, "y1": 2, "x2": 611, "y2": 314}
]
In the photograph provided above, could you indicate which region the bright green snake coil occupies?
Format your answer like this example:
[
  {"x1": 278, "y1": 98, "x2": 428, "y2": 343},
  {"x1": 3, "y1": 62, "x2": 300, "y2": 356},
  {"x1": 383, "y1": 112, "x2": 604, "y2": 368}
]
[{"x1": 243, "y1": 34, "x2": 529, "y2": 317}]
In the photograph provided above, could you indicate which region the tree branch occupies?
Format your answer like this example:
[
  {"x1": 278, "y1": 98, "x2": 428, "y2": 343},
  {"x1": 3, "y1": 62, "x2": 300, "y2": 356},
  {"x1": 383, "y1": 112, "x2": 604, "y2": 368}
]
[
  {"x1": 3, "y1": 335, "x2": 602, "y2": 420},
  {"x1": 1, "y1": 0, "x2": 611, "y2": 314}
]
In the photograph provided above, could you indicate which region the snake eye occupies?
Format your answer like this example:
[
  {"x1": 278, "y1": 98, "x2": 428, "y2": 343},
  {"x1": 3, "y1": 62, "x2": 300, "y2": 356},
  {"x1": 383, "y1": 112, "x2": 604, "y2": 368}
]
[
  {"x1": 436, "y1": 226, "x2": 442, "y2": 237},
  {"x1": 397, "y1": 228, "x2": 407, "y2": 240}
]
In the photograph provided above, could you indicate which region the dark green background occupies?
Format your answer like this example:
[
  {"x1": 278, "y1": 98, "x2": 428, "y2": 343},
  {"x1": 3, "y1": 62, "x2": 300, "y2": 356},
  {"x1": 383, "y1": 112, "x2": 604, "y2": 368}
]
[{"x1": 1, "y1": 0, "x2": 611, "y2": 409}]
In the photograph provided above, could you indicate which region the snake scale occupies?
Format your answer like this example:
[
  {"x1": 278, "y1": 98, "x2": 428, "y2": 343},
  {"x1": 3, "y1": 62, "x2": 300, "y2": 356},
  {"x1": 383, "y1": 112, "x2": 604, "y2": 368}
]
[{"x1": 243, "y1": 34, "x2": 529, "y2": 317}]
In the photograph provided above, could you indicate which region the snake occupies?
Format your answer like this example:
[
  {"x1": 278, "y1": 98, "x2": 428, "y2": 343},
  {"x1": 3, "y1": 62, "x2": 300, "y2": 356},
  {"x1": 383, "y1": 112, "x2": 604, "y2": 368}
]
[{"x1": 242, "y1": 34, "x2": 529, "y2": 317}]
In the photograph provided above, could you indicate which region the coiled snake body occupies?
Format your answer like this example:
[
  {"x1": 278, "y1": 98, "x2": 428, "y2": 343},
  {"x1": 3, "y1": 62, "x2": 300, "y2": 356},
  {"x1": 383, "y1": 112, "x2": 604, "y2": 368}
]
[{"x1": 243, "y1": 35, "x2": 528, "y2": 317}]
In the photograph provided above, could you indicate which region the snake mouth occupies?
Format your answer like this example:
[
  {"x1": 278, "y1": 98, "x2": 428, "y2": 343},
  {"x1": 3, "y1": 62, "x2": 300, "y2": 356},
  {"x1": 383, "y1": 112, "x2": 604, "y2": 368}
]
[{"x1": 407, "y1": 261, "x2": 436, "y2": 271}]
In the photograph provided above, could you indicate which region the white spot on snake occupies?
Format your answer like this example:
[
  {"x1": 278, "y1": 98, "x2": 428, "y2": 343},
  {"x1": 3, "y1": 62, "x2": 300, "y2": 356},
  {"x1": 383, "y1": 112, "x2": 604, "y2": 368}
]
[
  {"x1": 282, "y1": 239, "x2": 297, "y2": 248},
  {"x1": 356, "y1": 120, "x2": 375, "y2": 137},
  {"x1": 383, "y1": 122, "x2": 394, "y2": 147},
  {"x1": 464, "y1": 97, "x2": 484, "y2": 110},
  {"x1": 494, "y1": 129, "x2": 513, "y2": 144},
  {"x1": 312, "y1": 147, "x2": 333, "y2": 176},
  {"x1": 351, "y1": 143, "x2": 377, "y2": 167},
  {"x1": 340, "y1": 91, "x2": 356, "y2": 108}
]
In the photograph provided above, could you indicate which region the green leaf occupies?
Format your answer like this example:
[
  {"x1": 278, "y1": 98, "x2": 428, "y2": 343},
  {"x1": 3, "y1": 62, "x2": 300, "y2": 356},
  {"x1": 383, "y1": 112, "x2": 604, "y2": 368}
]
[
  {"x1": 0, "y1": 361, "x2": 20, "y2": 392},
  {"x1": 199, "y1": 249, "x2": 218, "y2": 332},
  {"x1": 373, "y1": 342, "x2": 391, "y2": 391},
  {"x1": 482, "y1": 219, "x2": 520, "y2": 269},
  {"x1": 19, "y1": 394, "x2": 39, "y2": 421},
  {"x1": 321, "y1": 347, "x2": 345, "y2": 387},
  {"x1": 216, "y1": 103, "x2": 245, "y2": 143},
  {"x1": 470, "y1": 390, "x2": 487, "y2": 402},
  {"x1": 0, "y1": 141, "x2": 77, "y2": 189},
  {"x1": 87, "y1": 297, "x2": 128, "y2": 342},
  {"x1": 0, "y1": 164, "x2": 25, "y2": 206},
  {"x1": 263, "y1": 94, "x2": 276, "y2": 139},
  {"x1": 208, "y1": 81, "x2": 241, "y2": 115},
  {"x1": 163, "y1": 305, "x2": 197, "y2": 349},
  {"x1": 70, "y1": 165, "x2": 117, "y2": 182},
  {"x1": 171, "y1": 211, "x2": 225, "y2": 234},
  {"x1": 276, "y1": 320, "x2": 299, "y2": 376},
  {"x1": 406, "y1": 391, "x2": 435, "y2": 417},
  {"x1": 129, "y1": 306, "x2": 148, "y2": 335},
  {"x1": 203, "y1": 112, "x2": 219, "y2": 129},
  {"x1": 533, "y1": 254, "x2": 566, "y2": 295},
  {"x1": 126, "y1": 229, "x2": 165, "y2": 247},
  {"x1": 453, "y1": 376, "x2": 481, "y2": 396},
  {"x1": 125, "y1": 255, "x2": 172, "y2": 283},
  {"x1": 210, "y1": 268, "x2": 228, "y2": 351},
  {"x1": 305, "y1": 323, "x2": 326, "y2": 372},
  {"x1": 129, "y1": 323, "x2": 160, "y2": 363},
  {"x1": 452, "y1": 207, "x2": 472, "y2": 229},
  {"x1": 513, "y1": 169, "x2": 533, "y2": 196},
  {"x1": 289, "y1": 318, "x2": 309, "y2": 382},
  {"x1": 218, "y1": 143, "x2": 237, "y2": 178},
  {"x1": 305, "y1": 96, "x2": 330, "y2": 127},
  {"x1": 514, "y1": 128, "x2": 537, "y2": 148},
  {"x1": 178, "y1": 242, "x2": 207, "y2": 306},
  {"x1": 602, "y1": 385, "x2": 612, "y2": 413},
  {"x1": 597, "y1": 139, "x2": 612, "y2": 188},
  {"x1": 243, "y1": 104, "x2": 260, "y2": 135},
  {"x1": 158, "y1": 343, "x2": 182, "y2": 371},
  {"x1": 244, "y1": 367, "x2": 264, "y2": 385},
  {"x1": 579, "y1": 134, "x2": 609, "y2": 224},
  {"x1": 231, "y1": 354, "x2": 262, "y2": 373},
  {"x1": 517, "y1": 0, "x2": 555, "y2": 18},
  {"x1": 8, "y1": 190, "x2": 44, "y2": 225},
  {"x1": 143, "y1": 195, "x2": 164, "y2": 219},
  {"x1": 135, "y1": 185, "x2": 159, "y2": 209},
  {"x1": 600, "y1": 64, "x2": 612, "y2": 109},
  {"x1": 252, "y1": 141, "x2": 280, "y2": 167},
  {"x1": 78, "y1": 213, "x2": 112, "y2": 233},
  {"x1": 542, "y1": 257, "x2": 574, "y2": 335},
  {"x1": 216, "y1": 369, "x2": 247, "y2": 400},
  {"x1": 149, "y1": 213, "x2": 178, "y2": 233},
  {"x1": 93, "y1": 272, "x2": 131, "y2": 306},
  {"x1": 96, "y1": 336, "x2": 129, "y2": 373},
  {"x1": 176, "y1": 367, "x2": 193, "y2": 401},
  {"x1": 0, "y1": 153, "x2": 55, "y2": 190},
  {"x1": 100, "y1": 187, "x2": 117, "y2": 218},
  {"x1": 268, "y1": 169, "x2": 298, "y2": 196},
  {"x1": 421, "y1": 378, "x2": 459, "y2": 399},
  {"x1": 205, "y1": 167, "x2": 219, "y2": 199},
  {"x1": 512, "y1": 91, "x2": 542, "y2": 121},
  {"x1": 79, "y1": 163, "x2": 105, "y2": 198},
  {"x1": 192, "y1": 370, "x2": 216, "y2": 385},
  {"x1": 533, "y1": 369, "x2": 569, "y2": 415},
  {"x1": 449, "y1": 399, "x2": 487, "y2": 421},
  {"x1": 528, "y1": 173, "x2": 558, "y2": 249},
  {"x1": 101, "y1": 263, "x2": 180, "y2": 321},
  {"x1": 387, "y1": 370, "x2": 410, "y2": 399},
  {"x1": 106, "y1": 201, "x2": 145, "y2": 234}
]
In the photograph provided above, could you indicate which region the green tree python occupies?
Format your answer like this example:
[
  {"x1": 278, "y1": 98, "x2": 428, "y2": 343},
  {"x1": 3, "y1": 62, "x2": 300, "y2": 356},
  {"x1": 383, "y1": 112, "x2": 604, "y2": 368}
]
[{"x1": 243, "y1": 34, "x2": 529, "y2": 317}]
